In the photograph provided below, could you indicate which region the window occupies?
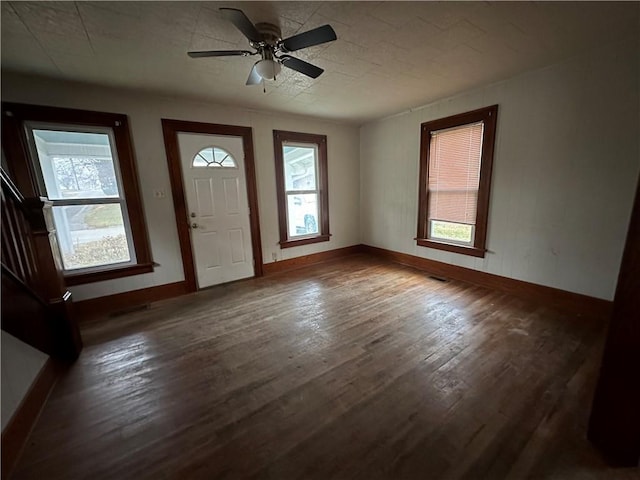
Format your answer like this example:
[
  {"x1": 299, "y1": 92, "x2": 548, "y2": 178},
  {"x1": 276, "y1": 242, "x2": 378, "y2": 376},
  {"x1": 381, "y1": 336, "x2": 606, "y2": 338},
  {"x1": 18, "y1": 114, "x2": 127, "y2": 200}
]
[
  {"x1": 417, "y1": 105, "x2": 498, "y2": 257},
  {"x1": 1, "y1": 103, "x2": 152, "y2": 285},
  {"x1": 193, "y1": 146, "x2": 237, "y2": 168},
  {"x1": 273, "y1": 130, "x2": 330, "y2": 248}
]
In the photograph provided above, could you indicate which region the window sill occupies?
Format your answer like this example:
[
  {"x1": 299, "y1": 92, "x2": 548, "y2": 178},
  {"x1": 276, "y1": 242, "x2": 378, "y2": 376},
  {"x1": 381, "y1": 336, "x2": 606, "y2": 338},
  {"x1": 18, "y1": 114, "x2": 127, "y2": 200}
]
[
  {"x1": 64, "y1": 262, "x2": 154, "y2": 286},
  {"x1": 416, "y1": 238, "x2": 486, "y2": 258},
  {"x1": 280, "y1": 234, "x2": 330, "y2": 249}
]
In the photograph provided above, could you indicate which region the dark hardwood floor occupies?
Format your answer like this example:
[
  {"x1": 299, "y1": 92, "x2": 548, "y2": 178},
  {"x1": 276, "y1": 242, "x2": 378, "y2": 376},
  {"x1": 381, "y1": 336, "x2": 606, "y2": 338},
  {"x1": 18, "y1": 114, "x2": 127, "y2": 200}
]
[{"x1": 10, "y1": 255, "x2": 637, "y2": 479}]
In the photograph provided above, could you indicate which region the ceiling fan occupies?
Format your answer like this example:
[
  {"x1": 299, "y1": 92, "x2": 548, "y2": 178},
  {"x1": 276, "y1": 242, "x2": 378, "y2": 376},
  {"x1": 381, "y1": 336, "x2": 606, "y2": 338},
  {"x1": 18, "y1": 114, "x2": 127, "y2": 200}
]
[{"x1": 188, "y1": 8, "x2": 337, "y2": 85}]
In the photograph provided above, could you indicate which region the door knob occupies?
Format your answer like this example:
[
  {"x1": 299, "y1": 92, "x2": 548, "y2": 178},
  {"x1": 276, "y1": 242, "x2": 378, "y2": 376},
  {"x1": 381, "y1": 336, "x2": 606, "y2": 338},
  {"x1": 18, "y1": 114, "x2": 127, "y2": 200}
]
[{"x1": 191, "y1": 223, "x2": 199, "y2": 229}]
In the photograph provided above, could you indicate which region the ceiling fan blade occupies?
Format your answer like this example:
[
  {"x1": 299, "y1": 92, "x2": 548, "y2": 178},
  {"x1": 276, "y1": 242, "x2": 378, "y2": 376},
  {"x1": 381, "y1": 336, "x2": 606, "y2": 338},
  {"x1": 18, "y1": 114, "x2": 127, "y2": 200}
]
[
  {"x1": 279, "y1": 25, "x2": 337, "y2": 52},
  {"x1": 246, "y1": 63, "x2": 262, "y2": 85},
  {"x1": 188, "y1": 50, "x2": 254, "y2": 58},
  {"x1": 220, "y1": 8, "x2": 262, "y2": 43},
  {"x1": 280, "y1": 56, "x2": 324, "y2": 79}
]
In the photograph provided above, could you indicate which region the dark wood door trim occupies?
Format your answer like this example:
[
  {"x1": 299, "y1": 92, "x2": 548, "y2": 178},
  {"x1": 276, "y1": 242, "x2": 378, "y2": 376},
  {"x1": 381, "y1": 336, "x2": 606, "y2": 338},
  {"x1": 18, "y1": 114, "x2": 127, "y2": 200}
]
[
  {"x1": 588, "y1": 171, "x2": 640, "y2": 466},
  {"x1": 161, "y1": 119, "x2": 263, "y2": 292}
]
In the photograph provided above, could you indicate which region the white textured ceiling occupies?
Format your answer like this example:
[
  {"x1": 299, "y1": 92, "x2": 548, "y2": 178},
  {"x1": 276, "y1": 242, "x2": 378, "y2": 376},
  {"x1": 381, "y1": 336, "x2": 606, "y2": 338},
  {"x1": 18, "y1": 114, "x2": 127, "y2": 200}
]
[{"x1": 1, "y1": 1, "x2": 638, "y2": 124}]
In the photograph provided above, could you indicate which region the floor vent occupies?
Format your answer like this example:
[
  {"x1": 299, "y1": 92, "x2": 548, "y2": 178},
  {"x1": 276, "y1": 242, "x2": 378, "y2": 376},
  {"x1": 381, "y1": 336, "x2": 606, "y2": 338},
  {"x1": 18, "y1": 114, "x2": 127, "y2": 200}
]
[{"x1": 429, "y1": 275, "x2": 448, "y2": 283}]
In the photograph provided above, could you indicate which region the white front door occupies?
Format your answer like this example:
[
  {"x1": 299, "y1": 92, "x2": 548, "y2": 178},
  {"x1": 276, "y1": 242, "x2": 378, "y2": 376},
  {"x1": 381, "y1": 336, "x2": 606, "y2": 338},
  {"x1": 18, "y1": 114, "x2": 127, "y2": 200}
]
[{"x1": 178, "y1": 133, "x2": 254, "y2": 288}]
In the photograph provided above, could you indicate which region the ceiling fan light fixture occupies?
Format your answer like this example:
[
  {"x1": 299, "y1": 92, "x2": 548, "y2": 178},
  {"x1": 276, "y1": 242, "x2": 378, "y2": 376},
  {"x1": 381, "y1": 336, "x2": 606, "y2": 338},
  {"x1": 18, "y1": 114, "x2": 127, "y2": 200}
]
[{"x1": 255, "y1": 59, "x2": 281, "y2": 80}]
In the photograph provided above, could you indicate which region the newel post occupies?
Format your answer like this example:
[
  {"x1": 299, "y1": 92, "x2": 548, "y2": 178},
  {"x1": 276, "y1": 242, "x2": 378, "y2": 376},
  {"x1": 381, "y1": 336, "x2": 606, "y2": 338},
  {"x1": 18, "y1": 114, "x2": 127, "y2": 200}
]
[{"x1": 23, "y1": 197, "x2": 83, "y2": 360}]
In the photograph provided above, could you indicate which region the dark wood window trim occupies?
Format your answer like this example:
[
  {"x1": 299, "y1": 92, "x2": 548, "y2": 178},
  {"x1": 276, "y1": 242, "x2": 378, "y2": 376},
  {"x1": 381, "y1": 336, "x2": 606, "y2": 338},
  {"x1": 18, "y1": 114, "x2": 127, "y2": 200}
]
[
  {"x1": 417, "y1": 105, "x2": 498, "y2": 258},
  {"x1": 1, "y1": 102, "x2": 153, "y2": 285},
  {"x1": 64, "y1": 262, "x2": 154, "y2": 286},
  {"x1": 161, "y1": 119, "x2": 263, "y2": 292},
  {"x1": 273, "y1": 130, "x2": 330, "y2": 249}
]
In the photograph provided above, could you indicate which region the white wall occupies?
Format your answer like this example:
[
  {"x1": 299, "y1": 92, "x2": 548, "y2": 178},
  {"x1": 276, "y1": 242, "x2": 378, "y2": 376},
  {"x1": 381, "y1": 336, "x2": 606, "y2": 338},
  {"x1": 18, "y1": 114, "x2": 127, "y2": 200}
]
[
  {"x1": 3, "y1": 39, "x2": 638, "y2": 303},
  {"x1": 360, "y1": 39, "x2": 640, "y2": 301},
  {"x1": 1, "y1": 74, "x2": 361, "y2": 301},
  {"x1": 1, "y1": 332, "x2": 48, "y2": 430}
]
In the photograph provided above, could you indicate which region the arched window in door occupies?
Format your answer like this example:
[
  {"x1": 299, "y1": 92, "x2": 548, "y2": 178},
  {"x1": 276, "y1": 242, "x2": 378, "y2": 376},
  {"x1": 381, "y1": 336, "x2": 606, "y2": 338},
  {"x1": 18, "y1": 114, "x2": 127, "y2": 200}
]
[{"x1": 192, "y1": 146, "x2": 237, "y2": 168}]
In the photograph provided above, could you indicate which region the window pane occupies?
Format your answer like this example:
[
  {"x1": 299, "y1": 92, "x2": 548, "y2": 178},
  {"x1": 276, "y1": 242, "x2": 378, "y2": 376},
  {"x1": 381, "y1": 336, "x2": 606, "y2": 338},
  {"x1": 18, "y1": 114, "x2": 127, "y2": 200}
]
[
  {"x1": 193, "y1": 146, "x2": 236, "y2": 168},
  {"x1": 32, "y1": 129, "x2": 119, "y2": 200},
  {"x1": 430, "y1": 220, "x2": 473, "y2": 244},
  {"x1": 287, "y1": 193, "x2": 319, "y2": 237},
  {"x1": 53, "y1": 204, "x2": 131, "y2": 270},
  {"x1": 283, "y1": 145, "x2": 317, "y2": 191},
  {"x1": 428, "y1": 123, "x2": 483, "y2": 224}
]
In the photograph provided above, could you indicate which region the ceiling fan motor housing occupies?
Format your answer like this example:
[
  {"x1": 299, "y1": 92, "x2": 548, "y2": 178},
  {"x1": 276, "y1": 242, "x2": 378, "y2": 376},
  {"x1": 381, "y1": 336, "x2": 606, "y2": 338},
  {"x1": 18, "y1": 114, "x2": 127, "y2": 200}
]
[{"x1": 253, "y1": 23, "x2": 282, "y2": 47}]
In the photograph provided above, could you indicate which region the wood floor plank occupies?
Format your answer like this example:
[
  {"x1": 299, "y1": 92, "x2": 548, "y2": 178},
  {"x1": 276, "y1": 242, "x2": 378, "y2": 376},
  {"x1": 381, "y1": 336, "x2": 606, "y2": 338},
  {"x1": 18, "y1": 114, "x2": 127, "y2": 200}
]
[{"x1": 10, "y1": 255, "x2": 632, "y2": 479}]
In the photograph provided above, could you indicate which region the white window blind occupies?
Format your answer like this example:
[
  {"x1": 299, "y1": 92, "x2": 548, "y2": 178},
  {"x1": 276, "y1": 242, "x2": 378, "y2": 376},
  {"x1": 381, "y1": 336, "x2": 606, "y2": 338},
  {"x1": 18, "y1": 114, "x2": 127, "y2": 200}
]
[{"x1": 428, "y1": 122, "x2": 484, "y2": 226}]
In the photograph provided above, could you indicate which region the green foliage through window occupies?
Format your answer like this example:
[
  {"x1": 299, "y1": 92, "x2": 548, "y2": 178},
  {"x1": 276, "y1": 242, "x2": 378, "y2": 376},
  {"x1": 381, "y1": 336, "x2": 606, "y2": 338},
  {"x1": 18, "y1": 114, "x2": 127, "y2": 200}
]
[{"x1": 430, "y1": 220, "x2": 473, "y2": 243}]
